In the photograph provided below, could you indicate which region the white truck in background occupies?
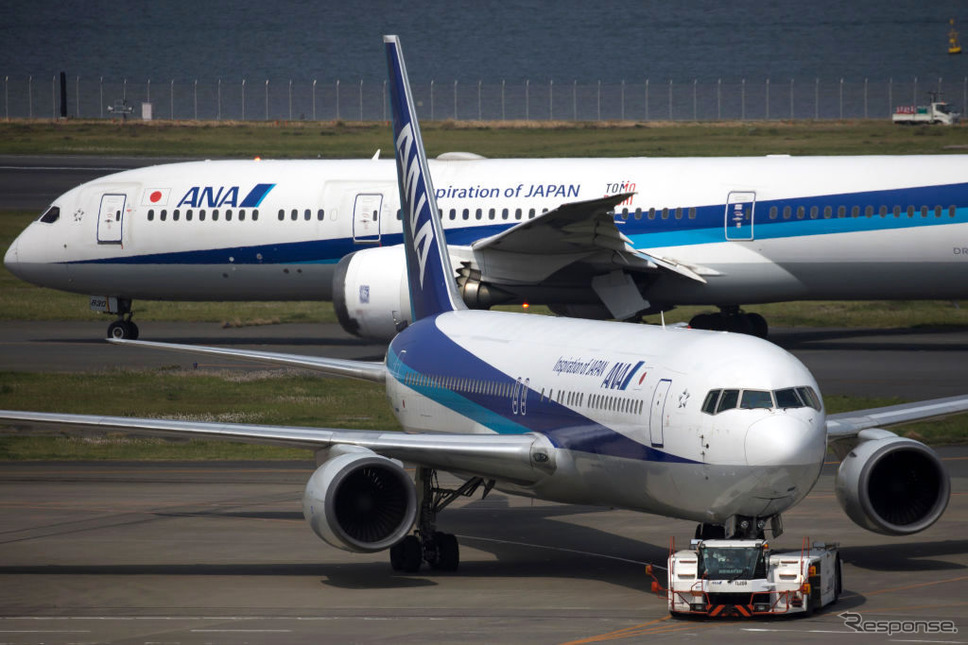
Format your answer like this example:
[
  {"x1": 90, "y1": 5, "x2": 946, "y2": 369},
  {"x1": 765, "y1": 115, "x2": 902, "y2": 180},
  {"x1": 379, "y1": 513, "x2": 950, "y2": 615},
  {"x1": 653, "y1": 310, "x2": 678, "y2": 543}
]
[
  {"x1": 648, "y1": 538, "x2": 842, "y2": 618},
  {"x1": 893, "y1": 97, "x2": 959, "y2": 125}
]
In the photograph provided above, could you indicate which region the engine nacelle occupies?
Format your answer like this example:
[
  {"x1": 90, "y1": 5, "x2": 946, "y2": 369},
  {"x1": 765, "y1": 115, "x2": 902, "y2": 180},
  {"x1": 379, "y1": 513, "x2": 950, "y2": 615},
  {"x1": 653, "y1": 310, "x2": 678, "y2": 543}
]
[
  {"x1": 835, "y1": 432, "x2": 950, "y2": 535},
  {"x1": 302, "y1": 448, "x2": 418, "y2": 553},
  {"x1": 332, "y1": 247, "x2": 412, "y2": 341}
]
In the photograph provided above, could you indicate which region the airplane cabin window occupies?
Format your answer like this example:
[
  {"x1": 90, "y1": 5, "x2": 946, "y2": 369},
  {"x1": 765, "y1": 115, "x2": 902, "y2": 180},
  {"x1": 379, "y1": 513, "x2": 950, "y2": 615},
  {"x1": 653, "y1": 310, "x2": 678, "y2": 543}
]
[
  {"x1": 661, "y1": 207, "x2": 669, "y2": 220},
  {"x1": 769, "y1": 206, "x2": 778, "y2": 220},
  {"x1": 621, "y1": 208, "x2": 629, "y2": 220},
  {"x1": 305, "y1": 209, "x2": 312, "y2": 221},
  {"x1": 225, "y1": 210, "x2": 232, "y2": 221},
  {"x1": 634, "y1": 208, "x2": 642, "y2": 220},
  {"x1": 648, "y1": 207, "x2": 656, "y2": 220},
  {"x1": 515, "y1": 208, "x2": 522, "y2": 220},
  {"x1": 529, "y1": 208, "x2": 536, "y2": 219},
  {"x1": 879, "y1": 205, "x2": 888, "y2": 216},
  {"x1": 186, "y1": 210, "x2": 193, "y2": 221},
  {"x1": 823, "y1": 206, "x2": 832, "y2": 219},
  {"x1": 278, "y1": 209, "x2": 285, "y2": 221},
  {"x1": 920, "y1": 205, "x2": 929, "y2": 218},
  {"x1": 38, "y1": 206, "x2": 61, "y2": 223},
  {"x1": 199, "y1": 210, "x2": 206, "y2": 221},
  {"x1": 810, "y1": 206, "x2": 818, "y2": 219},
  {"x1": 238, "y1": 210, "x2": 245, "y2": 221},
  {"x1": 851, "y1": 206, "x2": 860, "y2": 218},
  {"x1": 291, "y1": 209, "x2": 298, "y2": 221},
  {"x1": 702, "y1": 390, "x2": 721, "y2": 415},
  {"x1": 906, "y1": 205, "x2": 915, "y2": 217},
  {"x1": 837, "y1": 206, "x2": 846, "y2": 218},
  {"x1": 147, "y1": 209, "x2": 154, "y2": 222},
  {"x1": 950, "y1": 205, "x2": 957, "y2": 218},
  {"x1": 488, "y1": 208, "x2": 495, "y2": 220},
  {"x1": 172, "y1": 209, "x2": 180, "y2": 222},
  {"x1": 893, "y1": 205, "x2": 902, "y2": 217},
  {"x1": 317, "y1": 209, "x2": 324, "y2": 221},
  {"x1": 783, "y1": 206, "x2": 791, "y2": 219},
  {"x1": 160, "y1": 210, "x2": 167, "y2": 221},
  {"x1": 462, "y1": 208, "x2": 469, "y2": 220},
  {"x1": 740, "y1": 390, "x2": 773, "y2": 409},
  {"x1": 689, "y1": 207, "x2": 696, "y2": 219},
  {"x1": 502, "y1": 208, "x2": 509, "y2": 220},
  {"x1": 212, "y1": 209, "x2": 220, "y2": 221},
  {"x1": 675, "y1": 207, "x2": 683, "y2": 220},
  {"x1": 476, "y1": 208, "x2": 482, "y2": 220},
  {"x1": 796, "y1": 206, "x2": 805, "y2": 219},
  {"x1": 864, "y1": 206, "x2": 873, "y2": 217},
  {"x1": 716, "y1": 389, "x2": 739, "y2": 413}
]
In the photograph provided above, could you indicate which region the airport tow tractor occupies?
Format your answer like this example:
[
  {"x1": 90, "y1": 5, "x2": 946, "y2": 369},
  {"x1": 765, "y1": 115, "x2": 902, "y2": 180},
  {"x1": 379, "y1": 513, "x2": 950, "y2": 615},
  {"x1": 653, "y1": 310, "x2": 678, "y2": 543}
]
[{"x1": 648, "y1": 537, "x2": 842, "y2": 618}]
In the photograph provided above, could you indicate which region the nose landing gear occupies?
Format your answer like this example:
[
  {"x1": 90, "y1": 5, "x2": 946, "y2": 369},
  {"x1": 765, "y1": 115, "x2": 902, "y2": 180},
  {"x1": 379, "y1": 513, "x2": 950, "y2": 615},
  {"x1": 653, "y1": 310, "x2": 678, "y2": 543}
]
[{"x1": 104, "y1": 299, "x2": 139, "y2": 340}]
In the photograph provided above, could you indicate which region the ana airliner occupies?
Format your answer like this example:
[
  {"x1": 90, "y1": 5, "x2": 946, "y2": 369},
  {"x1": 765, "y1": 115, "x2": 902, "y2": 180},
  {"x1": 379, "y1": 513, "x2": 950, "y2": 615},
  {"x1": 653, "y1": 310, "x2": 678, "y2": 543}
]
[
  {"x1": 4, "y1": 120, "x2": 968, "y2": 341},
  {"x1": 1, "y1": 36, "x2": 964, "y2": 577}
]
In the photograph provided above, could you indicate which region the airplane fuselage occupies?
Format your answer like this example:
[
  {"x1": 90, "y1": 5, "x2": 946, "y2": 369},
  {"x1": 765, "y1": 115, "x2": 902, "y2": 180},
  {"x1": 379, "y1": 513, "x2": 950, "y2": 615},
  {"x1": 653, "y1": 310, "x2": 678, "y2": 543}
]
[
  {"x1": 6, "y1": 156, "x2": 968, "y2": 307},
  {"x1": 385, "y1": 310, "x2": 827, "y2": 524}
]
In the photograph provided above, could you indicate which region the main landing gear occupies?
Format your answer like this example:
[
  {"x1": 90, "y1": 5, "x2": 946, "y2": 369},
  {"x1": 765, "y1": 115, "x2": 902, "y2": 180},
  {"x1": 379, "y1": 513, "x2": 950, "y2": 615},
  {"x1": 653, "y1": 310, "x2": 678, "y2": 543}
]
[
  {"x1": 105, "y1": 299, "x2": 139, "y2": 340},
  {"x1": 389, "y1": 467, "x2": 494, "y2": 573},
  {"x1": 689, "y1": 306, "x2": 768, "y2": 339}
]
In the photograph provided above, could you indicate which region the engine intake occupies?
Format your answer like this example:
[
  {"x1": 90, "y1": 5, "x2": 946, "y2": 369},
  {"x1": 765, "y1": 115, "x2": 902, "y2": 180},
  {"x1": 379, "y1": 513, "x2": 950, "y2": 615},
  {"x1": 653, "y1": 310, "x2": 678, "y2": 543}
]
[
  {"x1": 302, "y1": 449, "x2": 417, "y2": 552},
  {"x1": 835, "y1": 434, "x2": 949, "y2": 535}
]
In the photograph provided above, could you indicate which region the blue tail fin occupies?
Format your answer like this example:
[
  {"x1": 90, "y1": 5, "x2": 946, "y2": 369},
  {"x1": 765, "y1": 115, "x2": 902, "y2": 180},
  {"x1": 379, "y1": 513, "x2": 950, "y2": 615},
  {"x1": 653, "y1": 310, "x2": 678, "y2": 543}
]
[{"x1": 384, "y1": 35, "x2": 465, "y2": 321}]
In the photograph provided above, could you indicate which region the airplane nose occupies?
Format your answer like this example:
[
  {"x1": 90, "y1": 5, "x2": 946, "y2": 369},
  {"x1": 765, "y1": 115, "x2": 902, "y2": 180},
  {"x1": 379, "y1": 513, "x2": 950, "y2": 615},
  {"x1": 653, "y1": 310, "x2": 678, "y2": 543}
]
[
  {"x1": 744, "y1": 415, "x2": 825, "y2": 467},
  {"x1": 3, "y1": 236, "x2": 22, "y2": 279}
]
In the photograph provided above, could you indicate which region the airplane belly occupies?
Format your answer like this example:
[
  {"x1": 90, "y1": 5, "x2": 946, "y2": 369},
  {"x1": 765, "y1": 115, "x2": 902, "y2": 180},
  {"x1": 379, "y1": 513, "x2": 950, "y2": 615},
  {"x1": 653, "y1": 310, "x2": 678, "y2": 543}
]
[{"x1": 61, "y1": 263, "x2": 336, "y2": 300}]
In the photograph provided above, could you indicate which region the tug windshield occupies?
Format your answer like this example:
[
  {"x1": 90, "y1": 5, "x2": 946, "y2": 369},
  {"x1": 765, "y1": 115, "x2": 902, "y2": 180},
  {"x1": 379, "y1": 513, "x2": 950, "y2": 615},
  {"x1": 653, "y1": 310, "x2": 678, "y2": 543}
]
[{"x1": 698, "y1": 545, "x2": 767, "y2": 580}]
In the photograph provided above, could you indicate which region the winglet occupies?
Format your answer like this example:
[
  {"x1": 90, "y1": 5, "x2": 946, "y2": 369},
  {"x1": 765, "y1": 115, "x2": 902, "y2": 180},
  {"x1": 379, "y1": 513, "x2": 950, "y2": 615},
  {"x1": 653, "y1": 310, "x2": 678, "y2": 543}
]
[{"x1": 384, "y1": 35, "x2": 465, "y2": 321}]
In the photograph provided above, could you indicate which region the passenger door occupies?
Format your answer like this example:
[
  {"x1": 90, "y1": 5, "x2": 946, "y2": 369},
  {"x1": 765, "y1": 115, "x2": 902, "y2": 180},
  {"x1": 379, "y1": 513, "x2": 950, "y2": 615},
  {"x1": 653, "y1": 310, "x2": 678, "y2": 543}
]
[
  {"x1": 649, "y1": 379, "x2": 672, "y2": 447},
  {"x1": 97, "y1": 193, "x2": 126, "y2": 244},
  {"x1": 724, "y1": 191, "x2": 755, "y2": 241},
  {"x1": 353, "y1": 193, "x2": 383, "y2": 244}
]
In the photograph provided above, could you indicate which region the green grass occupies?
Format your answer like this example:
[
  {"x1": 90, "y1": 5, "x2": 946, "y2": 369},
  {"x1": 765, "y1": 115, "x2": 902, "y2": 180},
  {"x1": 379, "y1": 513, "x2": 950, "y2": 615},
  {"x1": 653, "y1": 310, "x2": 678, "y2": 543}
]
[
  {"x1": 4, "y1": 118, "x2": 968, "y2": 159},
  {"x1": 0, "y1": 370, "x2": 393, "y2": 460}
]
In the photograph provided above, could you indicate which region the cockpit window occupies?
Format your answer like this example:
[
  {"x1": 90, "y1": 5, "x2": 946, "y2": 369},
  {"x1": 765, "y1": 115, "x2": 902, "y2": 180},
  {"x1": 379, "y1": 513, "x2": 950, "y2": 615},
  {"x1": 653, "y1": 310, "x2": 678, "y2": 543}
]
[
  {"x1": 740, "y1": 390, "x2": 774, "y2": 409},
  {"x1": 796, "y1": 386, "x2": 822, "y2": 411},
  {"x1": 716, "y1": 389, "x2": 739, "y2": 413},
  {"x1": 774, "y1": 387, "x2": 803, "y2": 409},
  {"x1": 702, "y1": 390, "x2": 721, "y2": 414},
  {"x1": 702, "y1": 385, "x2": 822, "y2": 415},
  {"x1": 38, "y1": 206, "x2": 60, "y2": 224}
]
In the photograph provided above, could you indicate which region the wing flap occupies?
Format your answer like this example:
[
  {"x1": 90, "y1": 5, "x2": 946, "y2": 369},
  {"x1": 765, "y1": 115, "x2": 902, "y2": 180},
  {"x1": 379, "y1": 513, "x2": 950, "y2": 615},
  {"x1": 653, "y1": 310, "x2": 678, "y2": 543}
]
[{"x1": 470, "y1": 192, "x2": 707, "y2": 284}]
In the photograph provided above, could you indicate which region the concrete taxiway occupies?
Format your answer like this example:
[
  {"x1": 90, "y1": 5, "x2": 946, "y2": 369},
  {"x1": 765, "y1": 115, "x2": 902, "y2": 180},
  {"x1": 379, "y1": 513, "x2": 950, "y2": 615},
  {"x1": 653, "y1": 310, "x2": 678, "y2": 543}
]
[{"x1": 0, "y1": 455, "x2": 964, "y2": 645}]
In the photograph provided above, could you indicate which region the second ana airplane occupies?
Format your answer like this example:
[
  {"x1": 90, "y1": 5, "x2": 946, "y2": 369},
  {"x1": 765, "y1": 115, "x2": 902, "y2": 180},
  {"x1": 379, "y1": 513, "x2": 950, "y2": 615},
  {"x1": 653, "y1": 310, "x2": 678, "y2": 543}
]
[{"x1": 5, "y1": 140, "x2": 968, "y2": 341}]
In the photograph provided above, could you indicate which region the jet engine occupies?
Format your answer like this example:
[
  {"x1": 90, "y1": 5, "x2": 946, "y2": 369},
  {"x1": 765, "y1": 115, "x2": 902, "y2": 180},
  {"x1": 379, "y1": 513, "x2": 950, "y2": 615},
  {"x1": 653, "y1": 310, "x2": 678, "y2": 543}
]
[
  {"x1": 302, "y1": 448, "x2": 418, "y2": 553},
  {"x1": 332, "y1": 247, "x2": 412, "y2": 341},
  {"x1": 835, "y1": 433, "x2": 949, "y2": 535}
]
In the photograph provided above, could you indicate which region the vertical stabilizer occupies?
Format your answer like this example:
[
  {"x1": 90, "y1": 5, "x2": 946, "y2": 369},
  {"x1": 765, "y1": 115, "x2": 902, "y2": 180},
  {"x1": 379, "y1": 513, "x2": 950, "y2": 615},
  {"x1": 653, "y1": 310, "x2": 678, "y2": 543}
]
[{"x1": 384, "y1": 35, "x2": 465, "y2": 321}]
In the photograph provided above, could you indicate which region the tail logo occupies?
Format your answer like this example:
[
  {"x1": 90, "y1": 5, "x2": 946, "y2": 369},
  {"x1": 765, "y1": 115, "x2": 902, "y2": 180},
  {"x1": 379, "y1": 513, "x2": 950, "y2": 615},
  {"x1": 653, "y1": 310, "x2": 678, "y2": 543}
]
[{"x1": 395, "y1": 121, "x2": 434, "y2": 288}]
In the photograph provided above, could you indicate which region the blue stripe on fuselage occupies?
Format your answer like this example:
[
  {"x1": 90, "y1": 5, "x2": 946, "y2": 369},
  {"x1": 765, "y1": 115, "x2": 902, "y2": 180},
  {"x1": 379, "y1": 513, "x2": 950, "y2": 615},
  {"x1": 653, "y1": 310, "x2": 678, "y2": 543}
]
[
  {"x1": 64, "y1": 183, "x2": 968, "y2": 265},
  {"x1": 387, "y1": 317, "x2": 697, "y2": 464}
]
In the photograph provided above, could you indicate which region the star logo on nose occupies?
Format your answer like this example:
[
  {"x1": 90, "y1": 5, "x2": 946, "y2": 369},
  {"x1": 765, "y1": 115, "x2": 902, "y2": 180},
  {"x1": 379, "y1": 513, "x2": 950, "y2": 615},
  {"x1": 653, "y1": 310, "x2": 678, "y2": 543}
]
[
  {"x1": 678, "y1": 389, "x2": 690, "y2": 408},
  {"x1": 73, "y1": 209, "x2": 84, "y2": 222}
]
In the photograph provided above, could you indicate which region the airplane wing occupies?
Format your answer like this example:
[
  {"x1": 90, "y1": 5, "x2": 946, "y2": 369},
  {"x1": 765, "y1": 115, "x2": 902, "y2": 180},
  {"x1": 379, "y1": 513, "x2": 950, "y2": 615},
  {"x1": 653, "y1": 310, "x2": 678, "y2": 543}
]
[
  {"x1": 109, "y1": 338, "x2": 386, "y2": 383},
  {"x1": 470, "y1": 192, "x2": 708, "y2": 284},
  {"x1": 0, "y1": 409, "x2": 550, "y2": 484},
  {"x1": 825, "y1": 394, "x2": 968, "y2": 439}
]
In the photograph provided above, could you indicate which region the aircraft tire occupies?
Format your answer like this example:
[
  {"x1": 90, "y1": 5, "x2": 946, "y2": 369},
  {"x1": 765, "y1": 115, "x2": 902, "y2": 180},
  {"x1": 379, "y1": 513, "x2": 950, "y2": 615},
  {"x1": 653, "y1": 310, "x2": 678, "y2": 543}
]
[
  {"x1": 107, "y1": 320, "x2": 139, "y2": 340},
  {"x1": 747, "y1": 313, "x2": 768, "y2": 339},
  {"x1": 430, "y1": 532, "x2": 459, "y2": 572},
  {"x1": 390, "y1": 535, "x2": 422, "y2": 573}
]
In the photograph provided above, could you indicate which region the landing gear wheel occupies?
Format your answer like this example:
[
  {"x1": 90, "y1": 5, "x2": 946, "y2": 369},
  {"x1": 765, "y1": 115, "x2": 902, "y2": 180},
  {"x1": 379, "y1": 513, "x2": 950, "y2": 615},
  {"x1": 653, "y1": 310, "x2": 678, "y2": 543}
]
[
  {"x1": 107, "y1": 320, "x2": 139, "y2": 340},
  {"x1": 747, "y1": 313, "x2": 768, "y2": 339},
  {"x1": 390, "y1": 535, "x2": 422, "y2": 573},
  {"x1": 428, "y1": 531, "x2": 460, "y2": 572}
]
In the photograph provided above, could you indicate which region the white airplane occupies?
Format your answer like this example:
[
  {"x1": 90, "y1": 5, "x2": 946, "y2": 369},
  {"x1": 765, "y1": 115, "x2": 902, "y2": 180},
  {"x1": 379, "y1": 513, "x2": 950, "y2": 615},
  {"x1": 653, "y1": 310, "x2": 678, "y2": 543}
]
[
  {"x1": 5, "y1": 126, "x2": 968, "y2": 341},
  {"x1": 1, "y1": 36, "x2": 964, "y2": 576}
]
